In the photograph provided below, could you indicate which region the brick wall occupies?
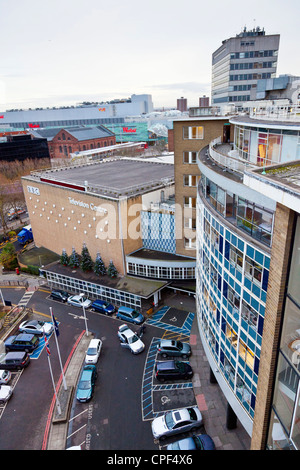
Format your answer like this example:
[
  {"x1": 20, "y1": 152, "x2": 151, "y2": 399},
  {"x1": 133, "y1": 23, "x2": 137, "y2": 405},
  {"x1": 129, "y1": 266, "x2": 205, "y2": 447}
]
[
  {"x1": 49, "y1": 129, "x2": 116, "y2": 159},
  {"x1": 173, "y1": 118, "x2": 230, "y2": 257},
  {"x1": 251, "y1": 203, "x2": 296, "y2": 449}
]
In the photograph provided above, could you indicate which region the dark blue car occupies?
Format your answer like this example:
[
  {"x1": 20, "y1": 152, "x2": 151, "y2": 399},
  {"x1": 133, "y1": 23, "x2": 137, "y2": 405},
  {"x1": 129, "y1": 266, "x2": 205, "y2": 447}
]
[
  {"x1": 76, "y1": 365, "x2": 97, "y2": 403},
  {"x1": 90, "y1": 299, "x2": 115, "y2": 315},
  {"x1": 167, "y1": 434, "x2": 215, "y2": 450},
  {"x1": 5, "y1": 333, "x2": 39, "y2": 353}
]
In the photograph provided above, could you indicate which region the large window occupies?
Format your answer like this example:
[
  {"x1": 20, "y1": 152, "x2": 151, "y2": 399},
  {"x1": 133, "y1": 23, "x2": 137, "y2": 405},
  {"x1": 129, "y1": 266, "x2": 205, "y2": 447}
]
[{"x1": 183, "y1": 126, "x2": 204, "y2": 139}]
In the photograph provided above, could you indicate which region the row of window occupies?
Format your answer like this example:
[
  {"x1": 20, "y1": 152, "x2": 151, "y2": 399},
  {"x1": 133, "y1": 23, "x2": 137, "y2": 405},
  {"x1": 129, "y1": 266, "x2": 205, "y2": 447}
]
[
  {"x1": 9, "y1": 118, "x2": 124, "y2": 128},
  {"x1": 58, "y1": 139, "x2": 114, "y2": 154},
  {"x1": 230, "y1": 50, "x2": 276, "y2": 59},
  {"x1": 200, "y1": 175, "x2": 274, "y2": 247},
  {"x1": 230, "y1": 73, "x2": 272, "y2": 81},
  {"x1": 46, "y1": 272, "x2": 141, "y2": 309},
  {"x1": 127, "y1": 262, "x2": 195, "y2": 279},
  {"x1": 230, "y1": 61, "x2": 275, "y2": 70}
]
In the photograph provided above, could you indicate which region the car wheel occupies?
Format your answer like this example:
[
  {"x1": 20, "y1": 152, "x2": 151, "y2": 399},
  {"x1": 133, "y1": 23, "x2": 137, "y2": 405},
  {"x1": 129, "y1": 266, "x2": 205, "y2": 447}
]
[
  {"x1": 182, "y1": 354, "x2": 188, "y2": 359},
  {"x1": 162, "y1": 353, "x2": 168, "y2": 358}
]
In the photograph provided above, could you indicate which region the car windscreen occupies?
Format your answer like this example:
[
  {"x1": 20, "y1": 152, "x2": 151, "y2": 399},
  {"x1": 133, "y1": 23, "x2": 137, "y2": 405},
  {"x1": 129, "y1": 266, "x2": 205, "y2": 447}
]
[
  {"x1": 79, "y1": 380, "x2": 91, "y2": 390},
  {"x1": 87, "y1": 348, "x2": 97, "y2": 355}
]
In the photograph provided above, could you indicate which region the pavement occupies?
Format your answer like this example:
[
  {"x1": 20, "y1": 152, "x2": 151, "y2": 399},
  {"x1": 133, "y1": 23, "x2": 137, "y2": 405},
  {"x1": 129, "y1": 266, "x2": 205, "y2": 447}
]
[{"x1": 0, "y1": 272, "x2": 251, "y2": 451}]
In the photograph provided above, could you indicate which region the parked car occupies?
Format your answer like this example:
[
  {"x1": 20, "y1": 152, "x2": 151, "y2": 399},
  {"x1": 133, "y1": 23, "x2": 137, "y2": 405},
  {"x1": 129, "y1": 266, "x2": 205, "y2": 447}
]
[
  {"x1": 90, "y1": 299, "x2": 115, "y2": 315},
  {"x1": 116, "y1": 306, "x2": 144, "y2": 325},
  {"x1": 0, "y1": 351, "x2": 30, "y2": 371},
  {"x1": 0, "y1": 385, "x2": 13, "y2": 403},
  {"x1": 85, "y1": 339, "x2": 102, "y2": 364},
  {"x1": 19, "y1": 319, "x2": 53, "y2": 336},
  {"x1": 0, "y1": 370, "x2": 11, "y2": 384},
  {"x1": 151, "y1": 406, "x2": 203, "y2": 440},
  {"x1": 50, "y1": 289, "x2": 69, "y2": 302},
  {"x1": 155, "y1": 360, "x2": 193, "y2": 382},
  {"x1": 76, "y1": 365, "x2": 97, "y2": 403},
  {"x1": 5, "y1": 333, "x2": 39, "y2": 353},
  {"x1": 167, "y1": 434, "x2": 215, "y2": 450},
  {"x1": 157, "y1": 339, "x2": 191, "y2": 358},
  {"x1": 67, "y1": 295, "x2": 92, "y2": 309},
  {"x1": 118, "y1": 324, "x2": 145, "y2": 354}
]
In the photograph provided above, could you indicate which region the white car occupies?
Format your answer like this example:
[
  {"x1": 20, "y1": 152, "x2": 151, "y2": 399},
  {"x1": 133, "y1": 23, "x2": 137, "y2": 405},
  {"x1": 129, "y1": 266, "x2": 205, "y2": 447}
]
[
  {"x1": 67, "y1": 295, "x2": 92, "y2": 309},
  {"x1": 117, "y1": 324, "x2": 145, "y2": 355},
  {"x1": 85, "y1": 339, "x2": 102, "y2": 364},
  {"x1": 0, "y1": 370, "x2": 11, "y2": 384},
  {"x1": 0, "y1": 384, "x2": 13, "y2": 403},
  {"x1": 19, "y1": 319, "x2": 53, "y2": 336},
  {"x1": 151, "y1": 406, "x2": 203, "y2": 440}
]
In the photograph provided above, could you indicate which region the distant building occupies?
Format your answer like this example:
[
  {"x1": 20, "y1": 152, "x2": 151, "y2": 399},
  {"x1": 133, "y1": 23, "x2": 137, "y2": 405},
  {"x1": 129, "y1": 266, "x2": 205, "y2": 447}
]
[
  {"x1": 0, "y1": 94, "x2": 154, "y2": 130},
  {"x1": 30, "y1": 126, "x2": 116, "y2": 159},
  {"x1": 177, "y1": 97, "x2": 188, "y2": 112},
  {"x1": 199, "y1": 95, "x2": 209, "y2": 107},
  {"x1": 212, "y1": 27, "x2": 280, "y2": 106},
  {"x1": 0, "y1": 133, "x2": 50, "y2": 163}
]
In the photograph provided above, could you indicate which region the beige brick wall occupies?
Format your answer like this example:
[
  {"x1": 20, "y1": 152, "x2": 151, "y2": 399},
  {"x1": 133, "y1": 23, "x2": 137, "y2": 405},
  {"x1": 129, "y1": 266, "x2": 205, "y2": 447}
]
[
  {"x1": 251, "y1": 203, "x2": 296, "y2": 449},
  {"x1": 173, "y1": 118, "x2": 230, "y2": 256},
  {"x1": 22, "y1": 178, "x2": 143, "y2": 276}
]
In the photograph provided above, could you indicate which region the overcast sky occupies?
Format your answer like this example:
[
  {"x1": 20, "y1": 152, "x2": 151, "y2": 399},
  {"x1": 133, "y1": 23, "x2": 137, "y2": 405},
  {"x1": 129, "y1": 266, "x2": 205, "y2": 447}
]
[{"x1": 0, "y1": 0, "x2": 299, "y2": 110}]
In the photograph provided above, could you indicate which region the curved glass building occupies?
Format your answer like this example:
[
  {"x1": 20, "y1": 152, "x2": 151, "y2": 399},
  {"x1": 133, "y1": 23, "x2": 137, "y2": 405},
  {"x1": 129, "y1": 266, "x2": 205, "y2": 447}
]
[{"x1": 195, "y1": 107, "x2": 300, "y2": 443}]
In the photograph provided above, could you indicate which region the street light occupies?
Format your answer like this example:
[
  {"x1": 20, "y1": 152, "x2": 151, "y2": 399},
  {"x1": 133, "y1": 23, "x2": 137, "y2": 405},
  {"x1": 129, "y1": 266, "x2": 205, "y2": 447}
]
[{"x1": 79, "y1": 293, "x2": 89, "y2": 336}]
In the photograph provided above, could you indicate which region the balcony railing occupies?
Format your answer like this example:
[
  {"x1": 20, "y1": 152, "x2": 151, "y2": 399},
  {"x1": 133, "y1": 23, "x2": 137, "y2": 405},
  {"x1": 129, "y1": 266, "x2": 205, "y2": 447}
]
[
  {"x1": 249, "y1": 104, "x2": 300, "y2": 121},
  {"x1": 208, "y1": 137, "x2": 257, "y2": 175}
]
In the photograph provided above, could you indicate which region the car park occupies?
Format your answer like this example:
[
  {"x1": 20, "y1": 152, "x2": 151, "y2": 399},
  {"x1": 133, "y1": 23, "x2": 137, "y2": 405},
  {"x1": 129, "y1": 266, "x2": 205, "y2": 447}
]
[
  {"x1": 0, "y1": 351, "x2": 30, "y2": 371},
  {"x1": 0, "y1": 384, "x2": 13, "y2": 403},
  {"x1": 116, "y1": 306, "x2": 144, "y2": 325},
  {"x1": 67, "y1": 295, "x2": 92, "y2": 309},
  {"x1": 166, "y1": 433, "x2": 215, "y2": 450},
  {"x1": 85, "y1": 339, "x2": 102, "y2": 364},
  {"x1": 50, "y1": 289, "x2": 69, "y2": 302},
  {"x1": 5, "y1": 333, "x2": 39, "y2": 353},
  {"x1": 19, "y1": 319, "x2": 53, "y2": 336},
  {"x1": 76, "y1": 365, "x2": 97, "y2": 403},
  {"x1": 157, "y1": 339, "x2": 191, "y2": 358},
  {"x1": 90, "y1": 299, "x2": 115, "y2": 315},
  {"x1": 118, "y1": 324, "x2": 145, "y2": 354},
  {"x1": 151, "y1": 406, "x2": 203, "y2": 440},
  {"x1": 0, "y1": 370, "x2": 11, "y2": 384},
  {"x1": 155, "y1": 360, "x2": 193, "y2": 382}
]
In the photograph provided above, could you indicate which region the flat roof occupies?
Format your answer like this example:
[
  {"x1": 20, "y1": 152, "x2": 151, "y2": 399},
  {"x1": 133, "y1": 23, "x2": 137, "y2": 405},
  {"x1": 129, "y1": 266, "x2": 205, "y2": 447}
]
[
  {"x1": 25, "y1": 158, "x2": 174, "y2": 198},
  {"x1": 43, "y1": 261, "x2": 168, "y2": 298},
  {"x1": 244, "y1": 161, "x2": 300, "y2": 213}
]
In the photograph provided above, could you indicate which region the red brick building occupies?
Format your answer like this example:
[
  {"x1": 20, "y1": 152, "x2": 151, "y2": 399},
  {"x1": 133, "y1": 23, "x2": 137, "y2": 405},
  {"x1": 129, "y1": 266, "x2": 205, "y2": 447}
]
[{"x1": 31, "y1": 125, "x2": 116, "y2": 159}]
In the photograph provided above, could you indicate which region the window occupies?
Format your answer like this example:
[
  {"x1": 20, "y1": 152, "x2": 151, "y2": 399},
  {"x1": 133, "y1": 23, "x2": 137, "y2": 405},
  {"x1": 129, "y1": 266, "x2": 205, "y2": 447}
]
[
  {"x1": 183, "y1": 126, "x2": 204, "y2": 139},
  {"x1": 245, "y1": 256, "x2": 262, "y2": 284},
  {"x1": 183, "y1": 175, "x2": 199, "y2": 187},
  {"x1": 184, "y1": 197, "x2": 196, "y2": 208},
  {"x1": 183, "y1": 151, "x2": 197, "y2": 164},
  {"x1": 229, "y1": 246, "x2": 243, "y2": 270}
]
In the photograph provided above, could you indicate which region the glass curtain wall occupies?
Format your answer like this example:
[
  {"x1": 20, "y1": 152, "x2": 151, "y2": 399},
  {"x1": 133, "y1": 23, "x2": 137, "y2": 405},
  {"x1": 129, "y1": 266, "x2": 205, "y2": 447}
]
[{"x1": 234, "y1": 126, "x2": 300, "y2": 167}]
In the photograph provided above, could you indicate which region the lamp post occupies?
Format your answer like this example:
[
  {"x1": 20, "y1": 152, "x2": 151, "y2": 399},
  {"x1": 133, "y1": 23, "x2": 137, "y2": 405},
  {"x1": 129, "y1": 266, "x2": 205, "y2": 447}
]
[{"x1": 80, "y1": 293, "x2": 89, "y2": 336}]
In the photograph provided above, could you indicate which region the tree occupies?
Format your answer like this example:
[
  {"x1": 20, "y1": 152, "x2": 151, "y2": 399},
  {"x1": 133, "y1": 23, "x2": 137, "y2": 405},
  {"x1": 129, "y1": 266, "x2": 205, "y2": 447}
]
[
  {"x1": 68, "y1": 247, "x2": 80, "y2": 268},
  {"x1": 60, "y1": 248, "x2": 69, "y2": 266},
  {"x1": 0, "y1": 243, "x2": 17, "y2": 269},
  {"x1": 94, "y1": 252, "x2": 106, "y2": 276},
  {"x1": 107, "y1": 260, "x2": 118, "y2": 278},
  {"x1": 80, "y1": 243, "x2": 94, "y2": 272}
]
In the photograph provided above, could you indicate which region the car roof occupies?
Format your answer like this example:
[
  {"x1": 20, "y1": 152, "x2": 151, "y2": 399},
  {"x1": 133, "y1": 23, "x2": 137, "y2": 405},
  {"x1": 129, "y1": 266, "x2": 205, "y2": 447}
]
[
  {"x1": 88, "y1": 339, "x2": 101, "y2": 347},
  {"x1": 15, "y1": 333, "x2": 35, "y2": 340},
  {"x1": 160, "y1": 339, "x2": 177, "y2": 347},
  {"x1": 24, "y1": 320, "x2": 40, "y2": 326},
  {"x1": 172, "y1": 408, "x2": 190, "y2": 423},
  {"x1": 5, "y1": 351, "x2": 27, "y2": 358},
  {"x1": 156, "y1": 361, "x2": 175, "y2": 370}
]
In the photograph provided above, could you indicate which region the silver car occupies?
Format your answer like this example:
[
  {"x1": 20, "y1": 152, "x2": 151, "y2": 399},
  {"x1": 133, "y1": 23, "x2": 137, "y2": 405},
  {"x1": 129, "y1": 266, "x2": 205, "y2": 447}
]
[{"x1": 151, "y1": 406, "x2": 203, "y2": 440}]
